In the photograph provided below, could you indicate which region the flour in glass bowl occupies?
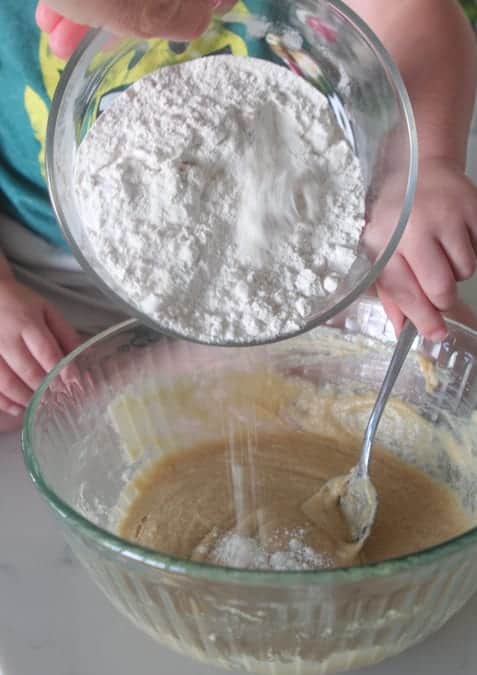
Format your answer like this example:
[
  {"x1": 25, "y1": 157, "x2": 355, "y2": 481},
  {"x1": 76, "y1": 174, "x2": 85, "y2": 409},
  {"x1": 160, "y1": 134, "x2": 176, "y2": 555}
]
[{"x1": 74, "y1": 55, "x2": 365, "y2": 343}]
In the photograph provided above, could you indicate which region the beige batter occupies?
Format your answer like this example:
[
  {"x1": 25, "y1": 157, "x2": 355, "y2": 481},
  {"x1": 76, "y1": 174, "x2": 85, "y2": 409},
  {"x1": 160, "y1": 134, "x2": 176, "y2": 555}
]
[{"x1": 119, "y1": 428, "x2": 471, "y2": 569}]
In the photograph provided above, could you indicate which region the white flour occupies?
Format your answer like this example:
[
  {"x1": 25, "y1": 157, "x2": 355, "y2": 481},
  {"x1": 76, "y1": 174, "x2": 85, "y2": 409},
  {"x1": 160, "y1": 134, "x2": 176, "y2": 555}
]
[
  {"x1": 74, "y1": 56, "x2": 365, "y2": 342},
  {"x1": 209, "y1": 529, "x2": 331, "y2": 571}
]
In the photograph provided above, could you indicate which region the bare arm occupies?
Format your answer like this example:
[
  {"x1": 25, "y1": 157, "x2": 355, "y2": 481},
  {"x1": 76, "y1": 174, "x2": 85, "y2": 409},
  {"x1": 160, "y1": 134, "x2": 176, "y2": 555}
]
[{"x1": 346, "y1": 0, "x2": 477, "y2": 167}]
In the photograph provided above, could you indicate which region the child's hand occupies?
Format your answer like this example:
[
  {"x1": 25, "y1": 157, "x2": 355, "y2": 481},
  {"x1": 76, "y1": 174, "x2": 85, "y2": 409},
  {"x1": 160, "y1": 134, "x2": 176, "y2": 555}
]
[
  {"x1": 0, "y1": 279, "x2": 81, "y2": 416},
  {"x1": 364, "y1": 158, "x2": 477, "y2": 341},
  {"x1": 36, "y1": 0, "x2": 225, "y2": 59}
]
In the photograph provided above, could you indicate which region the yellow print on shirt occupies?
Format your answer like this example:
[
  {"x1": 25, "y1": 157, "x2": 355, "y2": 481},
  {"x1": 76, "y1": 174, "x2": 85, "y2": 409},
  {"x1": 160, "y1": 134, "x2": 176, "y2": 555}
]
[
  {"x1": 24, "y1": 32, "x2": 64, "y2": 178},
  {"x1": 23, "y1": 9, "x2": 249, "y2": 178}
]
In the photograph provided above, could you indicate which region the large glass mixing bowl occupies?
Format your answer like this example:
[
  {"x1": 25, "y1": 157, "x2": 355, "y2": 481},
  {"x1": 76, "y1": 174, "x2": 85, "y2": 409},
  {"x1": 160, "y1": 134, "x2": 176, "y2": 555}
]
[
  {"x1": 23, "y1": 298, "x2": 477, "y2": 675},
  {"x1": 46, "y1": 0, "x2": 418, "y2": 346}
]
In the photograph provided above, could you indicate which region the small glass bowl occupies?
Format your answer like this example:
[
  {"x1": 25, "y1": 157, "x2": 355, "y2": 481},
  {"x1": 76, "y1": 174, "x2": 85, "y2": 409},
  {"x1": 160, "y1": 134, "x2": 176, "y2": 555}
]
[
  {"x1": 46, "y1": 0, "x2": 417, "y2": 346},
  {"x1": 23, "y1": 298, "x2": 477, "y2": 675}
]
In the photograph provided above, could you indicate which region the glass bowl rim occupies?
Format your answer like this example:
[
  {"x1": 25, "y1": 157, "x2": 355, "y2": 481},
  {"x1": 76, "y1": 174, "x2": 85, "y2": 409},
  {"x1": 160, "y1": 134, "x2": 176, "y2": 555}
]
[
  {"x1": 45, "y1": 0, "x2": 419, "y2": 348},
  {"x1": 22, "y1": 316, "x2": 477, "y2": 587}
]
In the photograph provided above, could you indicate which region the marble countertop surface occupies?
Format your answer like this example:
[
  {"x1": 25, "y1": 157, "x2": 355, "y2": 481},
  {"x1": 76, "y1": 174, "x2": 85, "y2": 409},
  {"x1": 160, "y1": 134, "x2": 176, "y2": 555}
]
[{"x1": 1, "y1": 429, "x2": 477, "y2": 675}]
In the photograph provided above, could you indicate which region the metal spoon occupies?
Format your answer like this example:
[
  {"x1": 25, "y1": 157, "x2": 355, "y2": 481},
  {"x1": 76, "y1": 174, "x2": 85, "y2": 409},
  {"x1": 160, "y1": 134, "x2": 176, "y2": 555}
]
[{"x1": 334, "y1": 320, "x2": 417, "y2": 544}]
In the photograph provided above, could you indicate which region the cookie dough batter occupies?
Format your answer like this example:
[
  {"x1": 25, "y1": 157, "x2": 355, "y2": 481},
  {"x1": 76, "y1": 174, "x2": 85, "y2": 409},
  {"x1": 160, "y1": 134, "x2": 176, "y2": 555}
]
[{"x1": 119, "y1": 428, "x2": 471, "y2": 569}]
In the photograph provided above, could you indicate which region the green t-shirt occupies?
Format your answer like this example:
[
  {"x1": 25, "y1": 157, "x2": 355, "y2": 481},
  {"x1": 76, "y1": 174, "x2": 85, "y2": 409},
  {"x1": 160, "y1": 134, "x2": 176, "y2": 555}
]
[{"x1": 0, "y1": 1, "x2": 475, "y2": 252}]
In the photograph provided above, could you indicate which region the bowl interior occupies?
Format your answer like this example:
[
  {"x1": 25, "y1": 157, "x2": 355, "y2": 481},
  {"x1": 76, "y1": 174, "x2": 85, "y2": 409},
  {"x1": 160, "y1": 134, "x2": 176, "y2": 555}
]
[
  {"x1": 47, "y1": 0, "x2": 417, "y2": 346},
  {"x1": 24, "y1": 298, "x2": 477, "y2": 581},
  {"x1": 23, "y1": 299, "x2": 477, "y2": 675}
]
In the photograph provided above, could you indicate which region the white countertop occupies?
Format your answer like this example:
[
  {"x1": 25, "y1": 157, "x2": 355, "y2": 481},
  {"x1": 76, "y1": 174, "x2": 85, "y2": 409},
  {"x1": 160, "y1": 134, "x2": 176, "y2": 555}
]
[{"x1": 1, "y1": 429, "x2": 477, "y2": 675}]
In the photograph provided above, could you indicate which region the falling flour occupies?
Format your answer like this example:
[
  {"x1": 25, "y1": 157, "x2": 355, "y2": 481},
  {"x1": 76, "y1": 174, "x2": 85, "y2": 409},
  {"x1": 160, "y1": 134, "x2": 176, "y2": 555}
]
[{"x1": 74, "y1": 55, "x2": 365, "y2": 342}]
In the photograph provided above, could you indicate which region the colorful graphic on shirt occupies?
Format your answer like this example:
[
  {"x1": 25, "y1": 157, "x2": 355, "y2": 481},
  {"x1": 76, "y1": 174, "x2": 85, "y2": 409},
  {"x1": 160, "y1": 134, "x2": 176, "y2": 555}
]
[{"x1": 24, "y1": 32, "x2": 65, "y2": 179}]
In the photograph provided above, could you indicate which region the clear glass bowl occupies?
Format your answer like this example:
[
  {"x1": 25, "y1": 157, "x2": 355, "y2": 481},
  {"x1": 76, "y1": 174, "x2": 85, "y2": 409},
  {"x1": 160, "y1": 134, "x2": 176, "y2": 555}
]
[
  {"x1": 23, "y1": 298, "x2": 477, "y2": 675},
  {"x1": 46, "y1": 0, "x2": 418, "y2": 346}
]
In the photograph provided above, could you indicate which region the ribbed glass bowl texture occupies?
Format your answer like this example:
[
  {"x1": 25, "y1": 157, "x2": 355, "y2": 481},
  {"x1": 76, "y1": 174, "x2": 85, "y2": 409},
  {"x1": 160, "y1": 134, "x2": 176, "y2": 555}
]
[
  {"x1": 22, "y1": 298, "x2": 477, "y2": 675},
  {"x1": 46, "y1": 0, "x2": 417, "y2": 346}
]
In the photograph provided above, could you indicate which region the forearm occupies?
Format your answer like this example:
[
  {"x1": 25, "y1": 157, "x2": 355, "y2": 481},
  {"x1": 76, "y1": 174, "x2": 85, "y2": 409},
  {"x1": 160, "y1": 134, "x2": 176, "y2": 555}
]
[{"x1": 346, "y1": 0, "x2": 477, "y2": 168}]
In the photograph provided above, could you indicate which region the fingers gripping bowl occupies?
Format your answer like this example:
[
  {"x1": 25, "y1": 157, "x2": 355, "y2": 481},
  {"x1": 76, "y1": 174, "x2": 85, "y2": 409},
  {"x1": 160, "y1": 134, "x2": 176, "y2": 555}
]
[
  {"x1": 46, "y1": 0, "x2": 417, "y2": 346},
  {"x1": 22, "y1": 298, "x2": 477, "y2": 674}
]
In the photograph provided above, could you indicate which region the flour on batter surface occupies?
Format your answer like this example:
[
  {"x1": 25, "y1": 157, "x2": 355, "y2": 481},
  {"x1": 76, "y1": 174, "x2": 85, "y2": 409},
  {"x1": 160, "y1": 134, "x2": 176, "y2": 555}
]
[
  {"x1": 118, "y1": 429, "x2": 472, "y2": 571},
  {"x1": 115, "y1": 369, "x2": 473, "y2": 571},
  {"x1": 74, "y1": 55, "x2": 365, "y2": 342}
]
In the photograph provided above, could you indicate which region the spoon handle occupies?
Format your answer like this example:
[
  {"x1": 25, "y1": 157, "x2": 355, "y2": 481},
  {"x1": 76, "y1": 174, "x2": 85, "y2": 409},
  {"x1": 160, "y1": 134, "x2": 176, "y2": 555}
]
[{"x1": 358, "y1": 319, "x2": 418, "y2": 476}]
